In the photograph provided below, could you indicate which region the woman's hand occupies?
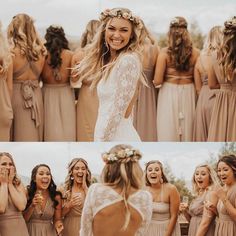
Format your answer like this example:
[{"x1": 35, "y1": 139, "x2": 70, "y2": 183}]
[
  {"x1": 0, "y1": 167, "x2": 8, "y2": 184},
  {"x1": 8, "y1": 166, "x2": 15, "y2": 184},
  {"x1": 32, "y1": 192, "x2": 44, "y2": 208},
  {"x1": 82, "y1": 173, "x2": 88, "y2": 193},
  {"x1": 179, "y1": 202, "x2": 189, "y2": 213},
  {"x1": 55, "y1": 220, "x2": 64, "y2": 236}
]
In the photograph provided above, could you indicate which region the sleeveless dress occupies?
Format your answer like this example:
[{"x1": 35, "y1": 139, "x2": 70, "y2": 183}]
[
  {"x1": 188, "y1": 193, "x2": 215, "y2": 236},
  {"x1": 0, "y1": 195, "x2": 29, "y2": 236},
  {"x1": 214, "y1": 184, "x2": 236, "y2": 236},
  {"x1": 133, "y1": 44, "x2": 158, "y2": 141},
  {"x1": 193, "y1": 56, "x2": 216, "y2": 141},
  {"x1": 80, "y1": 183, "x2": 152, "y2": 236},
  {"x1": 208, "y1": 52, "x2": 236, "y2": 141},
  {"x1": 145, "y1": 186, "x2": 181, "y2": 236},
  {"x1": 12, "y1": 61, "x2": 44, "y2": 141},
  {"x1": 94, "y1": 53, "x2": 142, "y2": 141},
  {"x1": 43, "y1": 69, "x2": 76, "y2": 141},
  {"x1": 0, "y1": 73, "x2": 13, "y2": 141},
  {"x1": 157, "y1": 65, "x2": 196, "y2": 141},
  {"x1": 63, "y1": 194, "x2": 84, "y2": 236},
  {"x1": 27, "y1": 198, "x2": 57, "y2": 236}
]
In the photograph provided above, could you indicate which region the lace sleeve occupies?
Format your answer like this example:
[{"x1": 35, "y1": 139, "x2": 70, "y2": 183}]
[
  {"x1": 98, "y1": 53, "x2": 141, "y2": 141},
  {"x1": 79, "y1": 184, "x2": 96, "y2": 236}
]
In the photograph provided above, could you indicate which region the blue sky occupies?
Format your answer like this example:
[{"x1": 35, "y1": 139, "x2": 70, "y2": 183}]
[{"x1": 1, "y1": 0, "x2": 235, "y2": 37}]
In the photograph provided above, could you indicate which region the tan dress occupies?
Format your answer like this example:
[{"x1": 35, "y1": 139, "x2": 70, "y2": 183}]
[
  {"x1": 188, "y1": 193, "x2": 215, "y2": 236},
  {"x1": 12, "y1": 61, "x2": 43, "y2": 141},
  {"x1": 63, "y1": 202, "x2": 83, "y2": 236},
  {"x1": 27, "y1": 198, "x2": 57, "y2": 236},
  {"x1": 0, "y1": 196, "x2": 29, "y2": 236},
  {"x1": 0, "y1": 73, "x2": 13, "y2": 141},
  {"x1": 214, "y1": 184, "x2": 236, "y2": 236},
  {"x1": 133, "y1": 45, "x2": 158, "y2": 142},
  {"x1": 43, "y1": 82, "x2": 76, "y2": 141},
  {"x1": 193, "y1": 57, "x2": 216, "y2": 141},
  {"x1": 76, "y1": 80, "x2": 98, "y2": 141},
  {"x1": 208, "y1": 53, "x2": 236, "y2": 141}
]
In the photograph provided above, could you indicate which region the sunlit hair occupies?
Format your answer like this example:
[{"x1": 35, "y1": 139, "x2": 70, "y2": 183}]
[
  {"x1": 167, "y1": 16, "x2": 193, "y2": 71},
  {"x1": 80, "y1": 20, "x2": 101, "y2": 48},
  {"x1": 145, "y1": 160, "x2": 168, "y2": 186},
  {"x1": 63, "y1": 158, "x2": 91, "y2": 200},
  {"x1": 101, "y1": 144, "x2": 143, "y2": 231},
  {"x1": 7, "y1": 13, "x2": 46, "y2": 61},
  {"x1": 202, "y1": 26, "x2": 223, "y2": 55},
  {"x1": 44, "y1": 25, "x2": 69, "y2": 69},
  {"x1": 218, "y1": 16, "x2": 236, "y2": 82},
  {"x1": 0, "y1": 22, "x2": 11, "y2": 74},
  {"x1": 0, "y1": 152, "x2": 21, "y2": 186},
  {"x1": 26, "y1": 164, "x2": 60, "y2": 209},
  {"x1": 71, "y1": 7, "x2": 147, "y2": 88},
  {"x1": 217, "y1": 154, "x2": 236, "y2": 178},
  {"x1": 192, "y1": 164, "x2": 220, "y2": 194}
]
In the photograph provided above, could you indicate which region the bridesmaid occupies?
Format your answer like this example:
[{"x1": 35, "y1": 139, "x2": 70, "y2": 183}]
[
  {"x1": 23, "y1": 164, "x2": 63, "y2": 236},
  {"x1": 196, "y1": 155, "x2": 236, "y2": 236},
  {"x1": 7, "y1": 14, "x2": 46, "y2": 141},
  {"x1": 0, "y1": 152, "x2": 29, "y2": 236},
  {"x1": 61, "y1": 158, "x2": 91, "y2": 236},
  {"x1": 0, "y1": 23, "x2": 13, "y2": 141},
  {"x1": 179, "y1": 164, "x2": 218, "y2": 236},
  {"x1": 145, "y1": 160, "x2": 181, "y2": 236},
  {"x1": 208, "y1": 16, "x2": 236, "y2": 141},
  {"x1": 41, "y1": 25, "x2": 76, "y2": 141},
  {"x1": 193, "y1": 26, "x2": 223, "y2": 141},
  {"x1": 71, "y1": 20, "x2": 100, "y2": 141}
]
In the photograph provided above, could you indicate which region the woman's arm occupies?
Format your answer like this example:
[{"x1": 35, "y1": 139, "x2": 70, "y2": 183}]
[
  {"x1": 194, "y1": 58, "x2": 202, "y2": 96},
  {"x1": 165, "y1": 185, "x2": 180, "y2": 236},
  {"x1": 54, "y1": 194, "x2": 64, "y2": 235},
  {"x1": 6, "y1": 58, "x2": 13, "y2": 98},
  {"x1": 153, "y1": 49, "x2": 167, "y2": 87},
  {"x1": 0, "y1": 167, "x2": 9, "y2": 213}
]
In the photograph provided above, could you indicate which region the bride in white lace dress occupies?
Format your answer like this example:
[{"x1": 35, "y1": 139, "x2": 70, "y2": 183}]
[
  {"x1": 72, "y1": 8, "x2": 147, "y2": 141},
  {"x1": 80, "y1": 144, "x2": 152, "y2": 236}
]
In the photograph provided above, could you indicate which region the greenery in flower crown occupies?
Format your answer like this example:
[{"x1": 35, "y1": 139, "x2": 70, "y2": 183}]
[{"x1": 102, "y1": 148, "x2": 142, "y2": 164}]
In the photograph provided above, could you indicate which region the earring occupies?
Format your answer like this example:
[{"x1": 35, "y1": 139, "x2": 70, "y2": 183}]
[{"x1": 70, "y1": 176, "x2": 74, "y2": 180}]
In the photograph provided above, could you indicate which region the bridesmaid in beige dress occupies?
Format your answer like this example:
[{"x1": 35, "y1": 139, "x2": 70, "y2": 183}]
[
  {"x1": 193, "y1": 26, "x2": 222, "y2": 141},
  {"x1": 133, "y1": 30, "x2": 159, "y2": 141},
  {"x1": 179, "y1": 164, "x2": 218, "y2": 236},
  {"x1": 208, "y1": 16, "x2": 236, "y2": 141},
  {"x1": 0, "y1": 152, "x2": 29, "y2": 236},
  {"x1": 71, "y1": 20, "x2": 100, "y2": 141},
  {"x1": 145, "y1": 160, "x2": 181, "y2": 236},
  {"x1": 42, "y1": 25, "x2": 76, "y2": 141},
  {"x1": 0, "y1": 24, "x2": 13, "y2": 141},
  {"x1": 7, "y1": 14, "x2": 46, "y2": 141},
  {"x1": 61, "y1": 158, "x2": 91, "y2": 236},
  {"x1": 23, "y1": 164, "x2": 63, "y2": 236},
  {"x1": 196, "y1": 155, "x2": 236, "y2": 236}
]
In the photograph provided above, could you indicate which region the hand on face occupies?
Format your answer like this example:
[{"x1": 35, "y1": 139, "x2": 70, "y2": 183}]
[
  {"x1": 8, "y1": 166, "x2": 16, "y2": 184},
  {"x1": 0, "y1": 167, "x2": 9, "y2": 183},
  {"x1": 82, "y1": 172, "x2": 88, "y2": 191}
]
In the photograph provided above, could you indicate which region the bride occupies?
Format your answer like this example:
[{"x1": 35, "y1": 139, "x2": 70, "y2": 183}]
[{"x1": 72, "y1": 8, "x2": 147, "y2": 141}]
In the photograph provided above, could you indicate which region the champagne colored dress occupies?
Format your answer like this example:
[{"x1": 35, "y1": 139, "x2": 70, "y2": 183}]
[
  {"x1": 0, "y1": 73, "x2": 13, "y2": 141},
  {"x1": 27, "y1": 198, "x2": 57, "y2": 236},
  {"x1": 12, "y1": 61, "x2": 43, "y2": 141},
  {"x1": 214, "y1": 184, "x2": 236, "y2": 236},
  {"x1": 0, "y1": 196, "x2": 29, "y2": 236},
  {"x1": 188, "y1": 193, "x2": 215, "y2": 236},
  {"x1": 208, "y1": 52, "x2": 236, "y2": 141}
]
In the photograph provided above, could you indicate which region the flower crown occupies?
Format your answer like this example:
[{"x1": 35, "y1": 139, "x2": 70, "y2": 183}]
[
  {"x1": 170, "y1": 17, "x2": 187, "y2": 28},
  {"x1": 102, "y1": 148, "x2": 142, "y2": 164},
  {"x1": 100, "y1": 8, "x2": 143, "y2": 29},
  {"x1": 224, "y1": 16, "x2": 236, "y2": 35}
]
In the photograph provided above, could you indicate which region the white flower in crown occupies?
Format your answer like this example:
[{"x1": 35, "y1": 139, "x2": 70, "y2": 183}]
[
  {"x1": 117, "y1": 150, "x2": 126, "y2": 158},
  {"x1": 108, "y1": 153, "x2": 118, "y2": 161},
  {"x1": 170, "y1": 17, "x2": 179, "y2": 26},
  {"x1": 125, "y1": 148, "x2": 134, "y2": 157}
]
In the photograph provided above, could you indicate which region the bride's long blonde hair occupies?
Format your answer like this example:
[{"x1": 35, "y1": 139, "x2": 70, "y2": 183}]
[{"x1": 71, "y1": 8, "x2": 149, "y2": 88}]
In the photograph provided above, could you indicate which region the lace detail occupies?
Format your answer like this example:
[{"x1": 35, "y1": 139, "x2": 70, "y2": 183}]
[
  {"x1": 80, "y1": 183, "x2": 152, "y2": 236},
  {"x1": 95, "y1": 53, "x2": 141, "y2": 141}
]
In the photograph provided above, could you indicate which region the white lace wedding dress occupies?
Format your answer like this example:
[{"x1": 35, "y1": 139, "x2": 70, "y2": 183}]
[
  {"x1": 94, "y1": 53, "x2": 142, "y2": 141},
  {"x1": 80, "y1": 183, "x2": 152, "y2": 236}
]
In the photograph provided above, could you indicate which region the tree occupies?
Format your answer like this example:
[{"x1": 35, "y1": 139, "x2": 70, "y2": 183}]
[
  {"x1": 189, "y1": 20, "x2": 205, "y2": 50},
  {"x1": 219, "y1": 142, "x2": 236, "y2": 156}
]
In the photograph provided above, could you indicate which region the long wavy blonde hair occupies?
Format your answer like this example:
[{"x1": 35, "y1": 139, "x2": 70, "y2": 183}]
[
  {"x1": 0, "y1": 22, "x2": 11, "y2": 75},
  {"x1": 218, "y1": 16, "x2": 236, "y2": 82},
  {"x1": 167, "y1": 16, "x2": 193, "y2": 71},
  {"x1": 71, "y1": 8, "x2": 147, "y2": 88},
  {"x1": 7, "y1": 13, "x2": 46, "y2": 61},
  {"x1": 63, "y1": 158, "x2": 91, "y2": 200},
  {"x1": 0, "y1": 152, "x2": 21, "y2": 186},
  {"x1": 101, "y1": 144, "x2": 143, "y2": 231}
]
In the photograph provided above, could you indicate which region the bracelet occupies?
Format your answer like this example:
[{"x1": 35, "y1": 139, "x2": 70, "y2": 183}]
[{"x1": 155, "y1": 84, "x2": 162, "y2": 89}]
